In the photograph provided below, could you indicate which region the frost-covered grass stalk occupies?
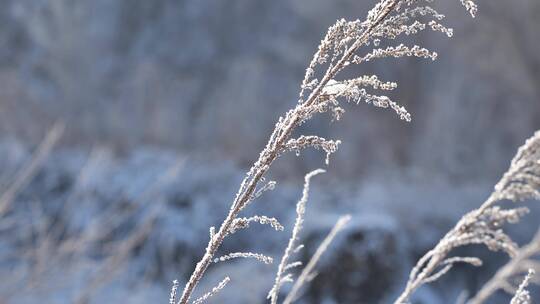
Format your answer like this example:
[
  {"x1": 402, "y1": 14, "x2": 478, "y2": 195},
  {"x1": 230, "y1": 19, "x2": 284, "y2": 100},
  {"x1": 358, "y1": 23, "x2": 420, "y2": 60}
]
[
  {"x1": 0, "y1": 122, "x2": 64, "y2": 217},
  {"x1": 510, "y1": 269, "x2": 535, "y2": 304},
  {"x1": 267, "y1": 170, "x2": 352, "y2": 304},
  {"x1": 264, "y1": 169, "x2": 351, "y2": 304},
  {"x1": 468, "y1": 229, "x2": 540, "y2": 304},
  {"x1": 268, "y1": 169, "x2": 325, "y2": 304},
  {"x1": 395, "y1": 131, "x2": 540, "y2": 303},
  {"x1": 281, "y1": 215, "x2": 351, "y2": 304},
  {"x1": 176, "y1": 1, "x2": 478, "y2": 303}
]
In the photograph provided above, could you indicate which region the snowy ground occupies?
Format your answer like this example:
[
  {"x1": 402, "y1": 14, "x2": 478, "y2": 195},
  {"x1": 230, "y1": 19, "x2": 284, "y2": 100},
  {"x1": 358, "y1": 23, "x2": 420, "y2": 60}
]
[{"x1": 0, "y1": 140, "x2": 538, "y2": 303}]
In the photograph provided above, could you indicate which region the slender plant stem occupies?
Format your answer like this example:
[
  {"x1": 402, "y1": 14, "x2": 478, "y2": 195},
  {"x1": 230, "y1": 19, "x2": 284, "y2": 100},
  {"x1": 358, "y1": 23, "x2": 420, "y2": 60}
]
[
  {"x1": 178, "y1": 2, "x2": 398, "y2": 303},
  {"x1": 468, "y1": 229, "x2": 540, "y2": 304},
  {"x1": 394, "y1": 195, "x2": 499, "y2": 303},
  {"x1": 282, "y1": 215, "x2": 351, "y2": 304},
  {"x1": 0, "y1": 122, "x2": 64, "y2": 216}
]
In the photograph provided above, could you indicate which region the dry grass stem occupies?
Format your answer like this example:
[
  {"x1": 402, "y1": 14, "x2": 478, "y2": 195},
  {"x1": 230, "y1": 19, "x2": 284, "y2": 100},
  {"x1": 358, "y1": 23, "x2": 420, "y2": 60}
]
[
  {"x1": 510, "y1": 269, "x2": 534, "y2": 304},
  {"x1": 0, "y1": 122, "x2": 64, "y2": 216},
  {"x1": 177, "y1": 1, "x2": 479, "y2": 302},
  {"x1": 268, "y1": 169, "x2": 325, "y2": 304},
  {"x1": 468, "y1": 229, "x2": 540, "y2": 303},
  {"x1": 395, "y1": 131, "x2": 540, "y2": 303},
  {"x1": 282, "y1": 215, "x2": 352, "y2": 304}
]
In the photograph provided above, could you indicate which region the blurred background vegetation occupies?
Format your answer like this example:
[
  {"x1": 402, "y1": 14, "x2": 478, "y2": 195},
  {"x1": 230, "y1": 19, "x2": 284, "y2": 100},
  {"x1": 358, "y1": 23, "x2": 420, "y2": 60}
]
[{"x1": 0, "y1": 0, "x2": 538, "y2": 303}]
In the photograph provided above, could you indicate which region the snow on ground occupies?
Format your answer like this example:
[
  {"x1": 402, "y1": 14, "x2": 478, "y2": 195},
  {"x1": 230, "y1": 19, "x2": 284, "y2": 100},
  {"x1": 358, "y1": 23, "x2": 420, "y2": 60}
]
[{"x1": 0, "y1": 140, "x2": 537, "y2": 303}]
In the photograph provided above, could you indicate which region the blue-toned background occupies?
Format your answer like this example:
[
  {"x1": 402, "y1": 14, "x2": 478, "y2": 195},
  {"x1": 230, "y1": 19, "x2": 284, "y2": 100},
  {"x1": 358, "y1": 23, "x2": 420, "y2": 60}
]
[{"x1": 0, "y1": 0, "x2": 538, "y2": 303}]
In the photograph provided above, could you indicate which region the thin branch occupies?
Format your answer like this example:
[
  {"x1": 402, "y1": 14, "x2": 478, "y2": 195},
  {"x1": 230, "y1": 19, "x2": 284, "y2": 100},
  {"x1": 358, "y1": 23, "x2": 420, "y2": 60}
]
[
  {"x1": 268, "y1": 169, "x2": 325, "y2": 304},
  {"x1": 468, "y1": 229, "x2": 540, "y2": 304},
  {"x1": 192, "y1": 277, "x2": 230, "y2": 304},
  {"x1": 177, "y1": 1, "x2": 477, "y2": 302},
  {"x1": 0, "y1": 122, "x2": 64, "y2": 216},
  {"x1": 395, "y1": 131, "x2": 540, "y2": 303},
  {"x1": 510, "y1": 270, "x2": 534, "y2": 304},
  {"x1": 177, "y1": 3, "x2": 401, "y2": 301},
  {"x1": 282, "y1": 215, "x2": 351, "y2": 304}
]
